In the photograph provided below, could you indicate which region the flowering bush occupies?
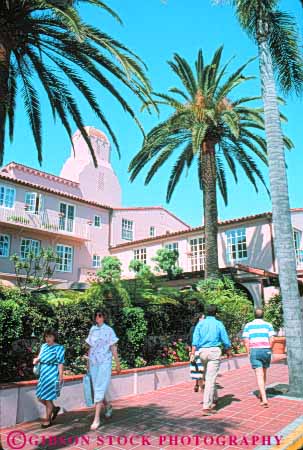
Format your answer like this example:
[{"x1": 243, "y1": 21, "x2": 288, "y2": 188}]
[
  {"x1": 157, "y1": 339, "x2": 189, "y2": 365},
  {"x1": 134, "y1": 356, "x2": 147, "y2": 368},
  {"x1": 231, "y1": 337, "x2": 247, "y2": 354}
]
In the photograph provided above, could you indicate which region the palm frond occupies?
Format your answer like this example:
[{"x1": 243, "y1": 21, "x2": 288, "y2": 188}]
[{"x1": 267, "y1": 9, "x2": 303, "y2": 94}]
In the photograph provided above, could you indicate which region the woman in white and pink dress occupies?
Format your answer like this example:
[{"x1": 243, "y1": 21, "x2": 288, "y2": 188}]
[{"x1": 86, "y1": 309, "x2": 121, "y2": 430}]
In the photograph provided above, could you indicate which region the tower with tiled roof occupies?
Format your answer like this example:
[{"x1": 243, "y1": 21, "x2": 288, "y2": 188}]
[{"x1": 60, "y1": 127, "x2": 122, "y2": 207}]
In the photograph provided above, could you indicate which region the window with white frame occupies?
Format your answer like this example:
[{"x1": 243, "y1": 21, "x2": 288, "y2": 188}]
[
  {"x1": 134, "y1": 248, "x2": 147, "y2": 264},
  {"x1": 165, "y1": 242, "x2": 179, "y2": 252},
  {"x1": 0, "y1": 185, "x2": 15, "y2": 208},
  {"x1": 59, "y1": 203, "x2": 75, "y2": 232},
  {"x1": 20, "y1": 238, "x2": 40, "y2": 260},
  {"x1": 56, "y1": 244, "x2": 73, "y2": 272},
  {"x1": 189, "y1": 237, "x2": 205, "y2": 271},
  {"x1": 150, "y1": 226, "x2": 155, "y2": 237},
  {"x1": 122, "y1": 219, "x2": 133, "y2": 241},
  {"x1": 0, "y1": 234, "x2": 10, "y2": 257},
  {"x1": 294, "y1": 229, "x2": 303, "y2": 267},
  {"x1": 25, "y1": 192, "x2": 43, "y2": 214},
  {"x1": 226, "y1": 228, "x2": 248, "y2": 262},
  {"x1": 94, "y1": 215, "x2": 102, "y2": 228},
  {"x1": 92, "y1": 254, "x2": 102, "y2": 268}
]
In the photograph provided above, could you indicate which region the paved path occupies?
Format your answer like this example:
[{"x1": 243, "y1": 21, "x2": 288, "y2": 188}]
[{"x1": 2, "y1": 358, "x2": 303, "y2": 450}]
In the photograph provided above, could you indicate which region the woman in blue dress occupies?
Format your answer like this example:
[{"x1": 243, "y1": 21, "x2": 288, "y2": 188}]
[
  {"x1": 86, "y1": 309, "x2": 121, "y2": 430},
  {"x1": 34, "y1": 329, "x2": 65, "y2": 428}
]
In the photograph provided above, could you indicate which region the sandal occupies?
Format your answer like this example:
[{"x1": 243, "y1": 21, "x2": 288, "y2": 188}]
[
  {"x1": 202, "y1": 408, "x2": 216, "y2": 416},
  {"x1": 41, "y1": 422, "x2": 52, "y2": 429},
  {"x1": 51, "y1": 406, "x2": 60, "y2": 422}
]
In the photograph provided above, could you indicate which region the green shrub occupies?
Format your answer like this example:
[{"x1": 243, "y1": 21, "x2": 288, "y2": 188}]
[
  {"x1": 50, "y1": 295, "x2": 108, "y2": 373},
  {"x1": 114, "y1": 307, "x2": 148, "y2": 366},
  {"x1": 0, "y1": 287, "x2": 55, "y2": 381},
  {"x1": 197, "y1": 277, "x2": 254, "y2": 341},
  {"x1": 264, "y1": 294, "x2": 283, "y2": 332},
  {"x1": 152, "y1": 248, "x2": 183, "y2": 280},
  {"x1": 86, "y1": 256, "x2": 131, "y2": 307}
]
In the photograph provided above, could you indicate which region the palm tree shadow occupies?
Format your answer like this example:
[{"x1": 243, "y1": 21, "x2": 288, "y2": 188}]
[{"x1": 28, "y1": 403, "x2": 242, "y2": 450}]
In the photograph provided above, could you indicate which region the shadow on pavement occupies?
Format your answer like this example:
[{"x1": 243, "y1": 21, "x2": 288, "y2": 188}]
[{"x1": 15, "y1": 404, "x2": 241, "y2": 450}]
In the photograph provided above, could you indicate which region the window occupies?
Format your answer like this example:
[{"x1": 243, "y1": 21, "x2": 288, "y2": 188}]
[
  {"x1": 92, "y1": 255, "x2": 101, "y2": 268},
  {"x1": 165, "y1": 242, "x2": 179, "y2": 252},
  {"x1": 25, "y1": 192, "x2": 43, "y2": 214},
  {"x1": 20, "y1": 238, "x2": 40, "y2": 260},
  {"x1": 0, "y1": 234, "x2": 10, "y2": 257},
  {"x1": 226, "y1": 228, "x2": 248, "y2": 262},
  {"x1": 294, "y1": 229, "x2": 303, "y2": 267},
  {"x1": 0, "y1": 185, "x2": 15, "y2": 208},
  {"x1": 134, "y1": 248, "x2": 147, "y2": 264},
  {"x1": 122, "y1": 219, "x2": 133, "y2": 241},
  {"x1": 94, "y1": 215, "x2": 102, "y2": 228},
  {"x1": 59, "y1": 203, "x2": 75, "y2": 232},
  {"x1": 56, "y1": 244, "x2": 73, "y2": 272},
  {"x1": 189, "y1": 237, "x2": 205, "y2": 271},
  {"x1": 150, "y1": 226, "x2": 155, "y2": 237}
]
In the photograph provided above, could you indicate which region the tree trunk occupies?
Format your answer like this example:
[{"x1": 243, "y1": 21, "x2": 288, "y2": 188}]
[
  {"x1": 0, "y1": 41, "x2": 10, "y2": 166},
  {"x1": 258, "y1": 28, "x2": 303, "y2": 396},
  {"x1": 200, "y1": 140, "x2": 220, "y2": 279}
]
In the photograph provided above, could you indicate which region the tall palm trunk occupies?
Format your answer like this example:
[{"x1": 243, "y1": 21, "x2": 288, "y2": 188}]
[
  {"x1": 257, "y1": 23, "x2": 303, "y2": 396},
  {"x1": 201, "y1": 140, "x2": 220, "y2": 279},
  {"x1": 0, "y1": 42, "x2": 10, "y2": 165}
]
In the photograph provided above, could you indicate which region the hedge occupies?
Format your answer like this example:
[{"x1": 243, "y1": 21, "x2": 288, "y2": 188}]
[{"x1": 0, "y1": 278, "x2": 253, "y2": 382}]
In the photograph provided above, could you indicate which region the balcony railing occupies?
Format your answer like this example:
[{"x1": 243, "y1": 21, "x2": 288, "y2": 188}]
[{"x1": 0, "y1": 205, "x2": 89, "y2": 240}]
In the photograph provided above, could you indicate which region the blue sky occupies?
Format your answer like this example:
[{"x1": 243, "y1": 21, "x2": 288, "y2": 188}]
[{"x1": 3, "y1": 0, "x2": 302, "y2": 227}]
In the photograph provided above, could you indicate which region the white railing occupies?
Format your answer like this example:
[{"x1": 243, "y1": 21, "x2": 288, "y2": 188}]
[{"x1": 0, "y1": 205, "x2": 89, "y2": 240}]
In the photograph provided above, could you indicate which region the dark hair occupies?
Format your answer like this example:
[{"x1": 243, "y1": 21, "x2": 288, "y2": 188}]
[
  {"x1": 94, "y1": 308, "x2": 108, "y2": 322},
  {"x1": 254, "y1": 308, "x2": 264, "y2": 319},
  {"x1": 206, "y1": 304, "x2": 218, "y2": 317},
  {"x1": 43, "y1": 328, "x2": 58, "y2": 342}
]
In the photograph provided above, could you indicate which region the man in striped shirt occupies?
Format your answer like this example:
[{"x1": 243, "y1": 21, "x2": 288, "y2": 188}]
[{"x1": 242, "y1": 308, "x2": 276, "y2": 408}]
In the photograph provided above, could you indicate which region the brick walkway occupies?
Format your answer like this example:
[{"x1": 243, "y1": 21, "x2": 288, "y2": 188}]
[{"x1": 2, "y1": 358, "x2": 303, "y2": 450}]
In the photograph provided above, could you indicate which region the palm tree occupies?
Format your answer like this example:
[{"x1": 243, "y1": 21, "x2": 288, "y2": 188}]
[
  {"x1": 129, "y1": 48, "x2": 287, "y2": 279},
  {"x1": 227, "y1": 0, "x2": 303, "y2": 397},
  {"x1": 0, "y1": 0, "x2": 152, "y2": 165}
]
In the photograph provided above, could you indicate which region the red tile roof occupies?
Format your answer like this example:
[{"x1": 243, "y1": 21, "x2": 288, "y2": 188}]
[
  {"x1": 110, "y1": 209, "x2": 303, "y2": 250},
  {"x1": 113, "y1": 206, "x2": 189, "y2": 228},
  {"x1": 234, "y1": 264, "x2": 278, "y2": 278},
  {"x1": 0, "y1": 172, "x2": 189, "y2": 226},
  {"x1": 1, "y1": 162, "x2": 79, "y2": 187},
  {"x1": 0, "y1": 172, "x2": 112, "y2": 211},
  {"x1": 235, "y1": 264, "x2": 303, "y2": 285}
]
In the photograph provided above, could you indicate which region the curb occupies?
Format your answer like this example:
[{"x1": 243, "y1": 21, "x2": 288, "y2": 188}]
[{"x1": 255, "y1": 416, "x2": 303, "y2": 450}]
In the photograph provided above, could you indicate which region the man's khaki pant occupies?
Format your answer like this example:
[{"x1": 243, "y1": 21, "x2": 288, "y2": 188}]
[{"x1": 199, "y1": 347, "x2": 222, "y2": 409}]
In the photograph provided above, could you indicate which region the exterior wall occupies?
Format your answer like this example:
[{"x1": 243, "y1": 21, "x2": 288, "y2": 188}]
[
  {"x1": 110, "y1": 209, "x2": 189, "y2": 247},
  {"x1": 111, "y1": 218, "x2": 276, "y2": 278},
  {"x1": 291, "y1": 210, "x2": 303, "y2": 269},
  {"x1": 219, "y1": 219, "x2": 275, "y2": 271},
  {"x1": 0, "y1": 179, "x2": 111, "y2": 282}
]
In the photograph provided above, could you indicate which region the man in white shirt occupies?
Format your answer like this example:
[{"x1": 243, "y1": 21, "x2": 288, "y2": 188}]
[{"x1": 242, "y1": 308, "x2": 276, "y2": 407}]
